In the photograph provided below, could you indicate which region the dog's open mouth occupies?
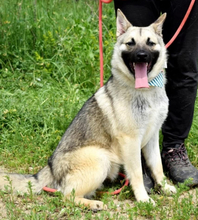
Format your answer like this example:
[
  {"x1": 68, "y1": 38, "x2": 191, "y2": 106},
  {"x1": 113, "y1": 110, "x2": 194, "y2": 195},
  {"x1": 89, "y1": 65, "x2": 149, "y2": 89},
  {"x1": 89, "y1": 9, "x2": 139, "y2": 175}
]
[
  {"x1": 129, "y1": 62, "x2": 152, "y2": 89},
  {"x1": 122, "y1": 49, "x2": 159, "y2": 89}
]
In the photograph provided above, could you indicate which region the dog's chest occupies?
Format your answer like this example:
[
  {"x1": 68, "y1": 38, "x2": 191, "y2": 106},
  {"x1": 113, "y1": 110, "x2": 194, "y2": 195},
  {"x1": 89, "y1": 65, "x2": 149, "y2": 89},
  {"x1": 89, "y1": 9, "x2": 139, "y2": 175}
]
[
  {"x1": 132, "y1": 92, "x2": 167, "y2": 123},
  {"x1": 115, "y1": 88, "x2": 168, "y2": 133},
  {"x1": 133, "y1": 90, "x2": 168, "y2": 124}
]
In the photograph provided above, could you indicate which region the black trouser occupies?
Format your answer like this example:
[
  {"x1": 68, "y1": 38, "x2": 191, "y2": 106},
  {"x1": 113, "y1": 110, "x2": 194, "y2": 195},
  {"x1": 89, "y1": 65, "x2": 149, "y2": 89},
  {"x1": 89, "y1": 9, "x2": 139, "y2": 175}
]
[{"x1": 114, "y1": 0, "x2": 198, "y2": 149}]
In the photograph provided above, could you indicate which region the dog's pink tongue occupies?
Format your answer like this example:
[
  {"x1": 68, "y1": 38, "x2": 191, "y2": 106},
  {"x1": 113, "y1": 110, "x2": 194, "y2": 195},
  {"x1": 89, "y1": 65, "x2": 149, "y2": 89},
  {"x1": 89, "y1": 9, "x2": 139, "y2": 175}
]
[{"x1": 134, "y1": 63, "x2": 149, "y2": 89}]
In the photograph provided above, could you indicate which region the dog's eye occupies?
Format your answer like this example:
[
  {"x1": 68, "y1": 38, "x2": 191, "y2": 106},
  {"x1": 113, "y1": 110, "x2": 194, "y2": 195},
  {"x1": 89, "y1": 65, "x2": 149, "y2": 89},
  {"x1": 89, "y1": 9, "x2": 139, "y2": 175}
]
[
  {"x1": 126, "y1": 38, "x2": 136, "y2": 46},
  {"x1": 147, "y1": 38, "x2": 156, "y2": 46}
]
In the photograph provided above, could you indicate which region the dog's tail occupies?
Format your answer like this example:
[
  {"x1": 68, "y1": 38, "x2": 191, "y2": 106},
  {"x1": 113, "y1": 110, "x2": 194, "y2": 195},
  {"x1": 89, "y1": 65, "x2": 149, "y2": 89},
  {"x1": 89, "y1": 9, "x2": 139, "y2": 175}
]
[{"x1": 0, "y1": 165, "x2": 53, "y2": 194}]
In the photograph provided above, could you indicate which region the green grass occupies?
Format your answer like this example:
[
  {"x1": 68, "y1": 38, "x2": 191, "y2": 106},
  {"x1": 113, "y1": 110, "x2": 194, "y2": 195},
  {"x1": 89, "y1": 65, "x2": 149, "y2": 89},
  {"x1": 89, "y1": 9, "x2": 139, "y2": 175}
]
[
  {"x1": 0, "y1": 0, "x2": 115, "y2": 171},
  {"x1": 0, "y1": 0, "x2": 198, "y2": 219}
]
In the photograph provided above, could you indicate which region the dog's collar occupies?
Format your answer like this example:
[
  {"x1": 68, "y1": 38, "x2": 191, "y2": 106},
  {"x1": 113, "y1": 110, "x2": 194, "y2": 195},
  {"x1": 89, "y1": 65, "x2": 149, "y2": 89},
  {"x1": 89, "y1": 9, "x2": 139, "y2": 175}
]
[{"x1": 149, "y1": 70, "x2": 164, "y2": 88}]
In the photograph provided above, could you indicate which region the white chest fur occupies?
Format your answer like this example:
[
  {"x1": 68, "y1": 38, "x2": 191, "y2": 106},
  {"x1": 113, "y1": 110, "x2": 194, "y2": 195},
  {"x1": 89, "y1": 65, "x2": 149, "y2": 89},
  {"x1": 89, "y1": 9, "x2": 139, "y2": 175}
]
[{"x1": 95, "y1": 84, "x2": 168, "y2": 148}]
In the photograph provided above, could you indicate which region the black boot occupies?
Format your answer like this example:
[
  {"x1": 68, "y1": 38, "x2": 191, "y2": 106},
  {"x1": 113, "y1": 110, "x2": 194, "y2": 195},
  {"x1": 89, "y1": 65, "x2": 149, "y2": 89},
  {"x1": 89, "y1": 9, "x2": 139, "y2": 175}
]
[{"x1": 161, "y1": 143, "x2": 198, "y2": 186}]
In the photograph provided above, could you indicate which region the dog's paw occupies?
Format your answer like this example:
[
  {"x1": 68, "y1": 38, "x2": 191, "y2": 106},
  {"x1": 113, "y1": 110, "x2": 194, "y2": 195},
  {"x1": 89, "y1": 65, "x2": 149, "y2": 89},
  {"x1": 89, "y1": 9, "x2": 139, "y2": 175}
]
[
  {"x1": 89, "y1": 200, "x2": 107, "y2": 212},
  {"x1": 163, "y1": 184, "x2": 177, "y2": 194},
  {"x1": 137, "y1": 196, "x2": 156, "y2": 206}
]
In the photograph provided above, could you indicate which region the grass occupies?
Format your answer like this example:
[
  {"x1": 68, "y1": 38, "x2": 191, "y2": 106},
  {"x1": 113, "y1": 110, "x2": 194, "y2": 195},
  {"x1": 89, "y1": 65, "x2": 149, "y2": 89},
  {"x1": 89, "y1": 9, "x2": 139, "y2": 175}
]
[{"x1": 0, "y1": 0, "x2": 198, "y2": 219}]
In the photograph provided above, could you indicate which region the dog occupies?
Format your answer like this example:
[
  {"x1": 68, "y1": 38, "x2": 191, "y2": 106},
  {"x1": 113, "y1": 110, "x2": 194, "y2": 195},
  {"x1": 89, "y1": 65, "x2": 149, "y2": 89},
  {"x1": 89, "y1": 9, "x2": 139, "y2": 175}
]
[{"x1": 0, "y1": 9, "x2": 176, "y2": 211}]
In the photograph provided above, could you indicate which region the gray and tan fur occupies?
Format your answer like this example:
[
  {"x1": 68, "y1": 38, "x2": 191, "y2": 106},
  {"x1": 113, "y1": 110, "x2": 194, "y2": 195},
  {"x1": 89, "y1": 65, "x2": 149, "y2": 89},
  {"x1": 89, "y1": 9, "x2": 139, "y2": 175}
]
[{"x1": 0, "y1": 10, "x2": 176, "y2": 210}]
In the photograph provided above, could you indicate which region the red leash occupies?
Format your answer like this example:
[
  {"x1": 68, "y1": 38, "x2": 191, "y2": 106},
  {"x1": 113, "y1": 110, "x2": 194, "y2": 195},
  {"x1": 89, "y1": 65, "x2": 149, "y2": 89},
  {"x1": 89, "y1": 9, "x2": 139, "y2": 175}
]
[
  {"x1": 165, "y1": 0, "x2": 195, "y2": 49},
  {"x1": 99, "y1": 0, "x2": 113, "y2": 87},
  {"x1": 43, "y1": 0, "x2": 195, "y2": 195},
  {"x1": 43, "y1": 173, "x2": 129, "y2": 194},
  {"x1": 105, "y1": 173, "x2": 129, "y2": 195}
]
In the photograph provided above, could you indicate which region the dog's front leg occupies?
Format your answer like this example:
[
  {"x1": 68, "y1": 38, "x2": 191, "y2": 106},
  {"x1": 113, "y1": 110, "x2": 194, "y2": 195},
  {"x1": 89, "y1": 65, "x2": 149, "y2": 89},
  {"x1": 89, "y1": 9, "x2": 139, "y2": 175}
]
[
  {"x1": 142, "y1": 133, "x2": 176, "y2": 194},
  {"x1": 120, "y1": 136, "x2": 155, "y2": 205}
]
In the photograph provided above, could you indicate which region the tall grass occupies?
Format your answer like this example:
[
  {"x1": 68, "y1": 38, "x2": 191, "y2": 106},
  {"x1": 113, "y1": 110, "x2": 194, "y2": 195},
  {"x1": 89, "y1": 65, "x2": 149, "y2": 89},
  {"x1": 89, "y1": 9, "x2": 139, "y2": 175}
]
[
  {"x1": 1, "y1": 0, "x2": 101, "y2": 85},
  {"x1": 0, "y1": 0, "x2": 198, "y2": 219},
  {"x1": 0, "y1": 0, "x2": 115, "y2": 171}
]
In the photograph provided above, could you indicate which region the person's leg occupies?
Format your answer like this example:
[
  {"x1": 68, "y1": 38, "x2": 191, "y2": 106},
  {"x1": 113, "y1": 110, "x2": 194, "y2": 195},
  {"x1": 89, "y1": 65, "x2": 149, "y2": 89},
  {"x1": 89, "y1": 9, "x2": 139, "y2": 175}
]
[
  {"x1": 114, "y1": 0, "x2": 160, "y2": 26},
  {"x1": 161, "y1": 0, "x2": 198, "y2": 185}
]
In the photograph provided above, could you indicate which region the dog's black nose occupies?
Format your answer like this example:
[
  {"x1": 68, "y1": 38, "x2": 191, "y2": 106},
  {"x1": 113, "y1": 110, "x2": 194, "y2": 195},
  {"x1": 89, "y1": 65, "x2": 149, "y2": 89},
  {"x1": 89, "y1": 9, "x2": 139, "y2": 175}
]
[{"x1": 136, "y1": 51, "x2": 148, "y2": 62}]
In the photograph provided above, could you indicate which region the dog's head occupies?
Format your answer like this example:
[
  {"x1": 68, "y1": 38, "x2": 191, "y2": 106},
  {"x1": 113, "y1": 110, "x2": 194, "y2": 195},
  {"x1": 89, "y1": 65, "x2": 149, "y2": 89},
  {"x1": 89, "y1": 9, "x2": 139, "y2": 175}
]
[{"x1": 112, "y1": 9, "x2": 167, "y2": 89}]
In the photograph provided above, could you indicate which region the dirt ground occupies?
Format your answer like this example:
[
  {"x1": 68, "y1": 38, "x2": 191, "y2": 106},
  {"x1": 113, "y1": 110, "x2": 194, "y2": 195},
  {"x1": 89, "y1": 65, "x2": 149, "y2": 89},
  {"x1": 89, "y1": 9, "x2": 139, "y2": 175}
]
[
  {"x1": 0, "y1": 165, "x2": 197, "y2": 219},
  {"x1": 0, "y1": 187, "x2": 197, "y2": 220}
]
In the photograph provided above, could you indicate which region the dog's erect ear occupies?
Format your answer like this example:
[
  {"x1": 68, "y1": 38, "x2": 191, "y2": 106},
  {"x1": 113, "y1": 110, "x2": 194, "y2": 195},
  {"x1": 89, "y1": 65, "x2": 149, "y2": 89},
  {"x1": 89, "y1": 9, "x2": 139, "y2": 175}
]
[
  {"x1": 116, "y1": 9, "x2": 131, "y2": 38},
  {"x1": 151, "y1": 13, "x2": 167, "y2": 36}
]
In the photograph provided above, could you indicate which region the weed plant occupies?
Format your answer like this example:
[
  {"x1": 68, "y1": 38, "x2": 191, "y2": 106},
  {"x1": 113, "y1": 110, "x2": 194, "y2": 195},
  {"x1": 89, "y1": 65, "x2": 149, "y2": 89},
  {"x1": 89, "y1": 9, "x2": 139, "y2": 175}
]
[{"x1": 0, "y1": 0, "x2": 198, "y2": 219}]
